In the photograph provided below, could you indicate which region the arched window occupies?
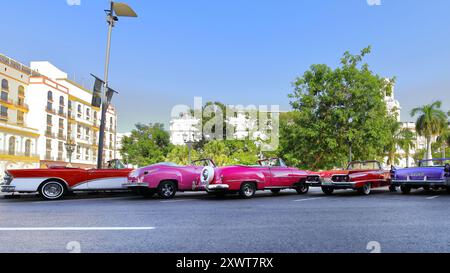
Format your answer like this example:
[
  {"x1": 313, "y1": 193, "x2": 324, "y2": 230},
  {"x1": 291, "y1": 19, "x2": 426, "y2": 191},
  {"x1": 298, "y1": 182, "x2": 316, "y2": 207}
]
[
  {"x1": 18, "y1": 86, "x2": 25, "y2": 96},
  {"x1": 25, "y1": 140, "x2": 31, "y2": 157},
  {"x1": 1, "y1": 79, "x2": 9, "y2": 90},
  {"x1": 8, "y1": 136, "x2": 16, "y2": 155},
  {"x1": 59, "y1": 96, "x2": 65, "y2": 106},
  {"x1": 77, "y1": 104, "x2": 82, "y2": 118},
  {"x1": 47, "y1": 91, "x2": 53, "y2": 101}
]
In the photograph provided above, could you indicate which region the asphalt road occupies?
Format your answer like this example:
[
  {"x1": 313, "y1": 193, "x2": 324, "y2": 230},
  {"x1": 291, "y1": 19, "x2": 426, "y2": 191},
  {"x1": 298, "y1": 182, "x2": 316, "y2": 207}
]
[{"x1": 0, "y1": 187, "x2": 449, "y2": 253}]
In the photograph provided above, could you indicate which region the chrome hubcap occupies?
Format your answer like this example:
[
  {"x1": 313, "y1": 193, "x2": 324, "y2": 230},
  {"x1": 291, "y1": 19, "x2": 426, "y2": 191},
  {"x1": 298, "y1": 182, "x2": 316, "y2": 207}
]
[
  {"x1": 244, "y1": 185, "x2": 254, "y2": 196},
  {"x1": 162, "y1": 184, "x2": 174, "y2": 196},
  {"x1": 43, "y1": 183, "x2": 63, "y2": 198}
]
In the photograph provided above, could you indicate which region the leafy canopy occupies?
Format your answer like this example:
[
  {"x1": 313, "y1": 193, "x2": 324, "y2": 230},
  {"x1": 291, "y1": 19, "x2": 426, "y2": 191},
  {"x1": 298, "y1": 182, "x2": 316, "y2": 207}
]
[{"x1": 280, "y1": 47, "x2": 398, "y2": 170}]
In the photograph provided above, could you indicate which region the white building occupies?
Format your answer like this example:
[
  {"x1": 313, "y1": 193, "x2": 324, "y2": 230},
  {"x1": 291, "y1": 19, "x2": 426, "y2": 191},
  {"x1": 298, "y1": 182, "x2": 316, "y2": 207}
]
[
  {"x1": 27, "y1": 61, "x2": 119, "y2": 168},
  {"x1": 0, "y1": 54, "x2": 40, "y2": 175},
  {"x1": 169, "y1": 113, "x2": 202, "y2": 145},
  {"x1": 384, "y1": 83, "x2": 402, "y2": 121}
]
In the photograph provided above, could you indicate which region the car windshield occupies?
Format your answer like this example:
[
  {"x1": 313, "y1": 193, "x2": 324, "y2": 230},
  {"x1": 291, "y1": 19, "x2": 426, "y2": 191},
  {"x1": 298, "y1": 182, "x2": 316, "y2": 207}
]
[
  {"x1": 259, "y1": 158, "x2": 287, "y2": 167},
  {"x1": 347, "y1": 161, "x2": 380, "y2": 170},
  {"x1": 418, "y1": 158, "x2": 450, "y2": 167},
  {"x1": 192, "y1": 159, "x2": 215, "y2": 167},
  {"x1": 106, "y1": 159, "x2": 126, "y2": 169}
]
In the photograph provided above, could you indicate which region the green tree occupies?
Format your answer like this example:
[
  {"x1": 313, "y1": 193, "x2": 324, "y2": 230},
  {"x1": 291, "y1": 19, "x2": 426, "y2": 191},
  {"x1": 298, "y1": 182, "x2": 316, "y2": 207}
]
[
  {"x1": 397, "y1": 128, "x2": 416, "y2": 167},
  {"x1": 120, "y1": 123, "x2": 171, "y2": 167},
  {"x1": 436, "y1": 127, "x2": 450, "y2": 159},
  {"x1": 280, "y1": 47, "x2": 398, "y2": 170},
  {"x1": 410, "y1": 101, "x2": 447, "y2": 162},
  {"x1": 165, "y1": 145, "x2": 199, "y2": 165}
]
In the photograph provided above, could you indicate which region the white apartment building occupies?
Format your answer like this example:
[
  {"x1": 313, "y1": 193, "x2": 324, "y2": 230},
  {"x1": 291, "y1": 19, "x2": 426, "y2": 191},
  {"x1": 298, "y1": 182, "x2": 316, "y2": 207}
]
[
  {"x1": 28, "y1": 61, "x2": 118, "y2": 168},
  {"x1": 0, "y1": 54, "x2": 40, "y2": 175}
]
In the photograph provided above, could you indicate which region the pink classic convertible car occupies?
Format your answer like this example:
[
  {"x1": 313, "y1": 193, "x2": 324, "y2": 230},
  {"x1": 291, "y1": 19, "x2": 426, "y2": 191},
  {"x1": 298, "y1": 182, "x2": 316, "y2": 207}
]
[
  {"x1": 124, "y1": 159, "x2": 215, "y2": 199},
  {"x1": 200, "y1": 158, "x2": 310, "y2": 199}
]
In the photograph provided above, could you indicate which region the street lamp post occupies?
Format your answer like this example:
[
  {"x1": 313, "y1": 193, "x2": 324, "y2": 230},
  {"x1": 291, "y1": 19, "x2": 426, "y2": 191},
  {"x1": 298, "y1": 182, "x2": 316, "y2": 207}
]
[
  {"x1": 65, "y1": 140, "x2": 76, "y2": 167},
  {"x1": 97, "y1": 1, "x2": 137, "y2": 169},
  {"x1": 348, "y1": 117, "x2": 354, "y2": 163},
  {"x1": 183, "y1": 133, "x2": 195, "y2": 165}
]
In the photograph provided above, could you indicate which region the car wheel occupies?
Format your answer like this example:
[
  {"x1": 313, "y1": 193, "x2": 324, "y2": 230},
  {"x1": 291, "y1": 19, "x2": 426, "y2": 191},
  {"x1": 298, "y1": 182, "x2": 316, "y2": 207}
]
[
  {"x1": 400, "y1": 185, "x2": 411, "y2": 194},
  {"x1": 270, "y1": 189, "x2": 281, "y2": 195},
  {"x1": 358, "y1": 183, "x2": 371, "y2": 195},
  {"x1": 296, "y1": 184, "x2": 309, "y2": 195},
  {"x1": 139, "y1": 188, "x2": 156, "y2": 198},
  {"x1": 157, "y1": 181, "x2": 177, "y2": 199},
  {"x1": 239, "y1": 182, "x2": 256, "y2": 199},
  {"x1": 389, "y1": 185, "x2": 397, "y2": 192},
  {"x1": 322, "y1": 187, "x2": 334, "y2": 195},
  {"x1": 39, "y1": 181, "x2": 66, "y2": 201}
]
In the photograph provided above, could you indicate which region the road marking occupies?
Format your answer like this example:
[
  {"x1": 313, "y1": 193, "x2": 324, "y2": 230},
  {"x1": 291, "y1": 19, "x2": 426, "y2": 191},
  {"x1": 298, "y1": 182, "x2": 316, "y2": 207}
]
[
  {"x1": 160, "y1": 199, "x2": 195, "y2": 203},
  {"x1": 293, "y1": 197, "x2": 326, "y2": 202},
  {"x1": 426, "y1": 196, "x2": 440, "y2": 200},
  {"x1": 31, "y1": 196, "x2": 137, "y2": 204},
  {"x1": 0, "y1": 227, "x2": 156, "y2": 231}
]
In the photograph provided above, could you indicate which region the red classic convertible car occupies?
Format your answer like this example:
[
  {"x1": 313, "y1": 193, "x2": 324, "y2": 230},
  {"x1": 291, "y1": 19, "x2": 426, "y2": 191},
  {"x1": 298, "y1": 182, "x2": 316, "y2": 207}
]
[
  {"x1": 305, "y1": 160, "x2": 392, "y2": 195},
  {"x1": 1, "y1": 160, "x2": 133, "y2": 200},
  {"x1": 124, "y1": 159, "x2": 216, "y2": 199},
  {"x1": 200, "y1": 158, "x2": 310, "y2": 199}
]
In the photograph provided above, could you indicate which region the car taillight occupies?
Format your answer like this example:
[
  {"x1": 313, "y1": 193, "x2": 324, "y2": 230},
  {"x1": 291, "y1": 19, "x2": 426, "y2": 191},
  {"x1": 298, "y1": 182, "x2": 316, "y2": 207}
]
[
  {"x1": 332, "y1": 175, "x2": 349, "y2": 182},
  {"x1": 307, "y1": 176, "x2": 320, "y2": 182}
]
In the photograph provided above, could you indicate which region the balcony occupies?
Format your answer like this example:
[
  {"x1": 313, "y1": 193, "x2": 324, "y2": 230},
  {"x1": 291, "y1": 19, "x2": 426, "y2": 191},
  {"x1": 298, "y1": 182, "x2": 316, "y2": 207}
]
[
  {"x1": 57, "y1": 133, "x2": 66, "y2": 141},
  {"x1": 46, "y1": 107, "x2": 56, "y2": 115},
  {"x1": 0, "y1": 150, "x2": 39, "y2": 158},
  {"x1": 16, "y1": 101, "x2": 29, "y2": 111},
  {"x1": 58, "y1": 109, "x2": 66, "y2": 117},
  {"x1": 45, "y1": 130, "x2": 56, "y2": 138}
]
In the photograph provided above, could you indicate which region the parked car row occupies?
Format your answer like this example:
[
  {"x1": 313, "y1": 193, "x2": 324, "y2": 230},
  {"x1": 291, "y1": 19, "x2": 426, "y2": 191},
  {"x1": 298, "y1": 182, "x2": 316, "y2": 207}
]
[{"x1": 1, "y1": 158, "x2": 450, "y2": 201}]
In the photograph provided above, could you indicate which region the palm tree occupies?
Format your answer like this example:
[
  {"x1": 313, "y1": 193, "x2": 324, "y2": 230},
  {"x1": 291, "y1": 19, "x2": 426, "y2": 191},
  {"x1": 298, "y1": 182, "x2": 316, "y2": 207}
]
[
  {"x1": 436, "y1": 127, "x2": 450, "y2": 159},
  {"x1": 410, "y1": 101, "x2": 448, "y2": 164},
  {"x1": 397, "y1": 128, "x2": 416, "y2": 167}
]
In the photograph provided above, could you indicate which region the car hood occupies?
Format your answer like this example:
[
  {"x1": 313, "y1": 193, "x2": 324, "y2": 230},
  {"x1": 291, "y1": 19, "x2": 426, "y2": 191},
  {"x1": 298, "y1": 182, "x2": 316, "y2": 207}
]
[{"x1": 394, "y1": 167, "x2": 444, "y2": 181}]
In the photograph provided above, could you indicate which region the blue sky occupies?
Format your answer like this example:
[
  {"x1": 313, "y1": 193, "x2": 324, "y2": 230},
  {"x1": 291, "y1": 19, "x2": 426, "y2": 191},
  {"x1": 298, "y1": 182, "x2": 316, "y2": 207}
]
[{"x1": 2, "y1": 0, "x2": 450, "y2": 132}]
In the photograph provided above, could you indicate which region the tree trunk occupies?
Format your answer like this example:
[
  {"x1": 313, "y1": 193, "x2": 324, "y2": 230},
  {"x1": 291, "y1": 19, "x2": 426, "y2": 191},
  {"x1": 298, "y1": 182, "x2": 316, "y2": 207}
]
[
  {"x1": 442, "y1": 143, "x2": 446, "y2": 159},
  {"x1": 426, "y1": 136, "x2": 432, "y2": 165},
  {"x1": 405, "y1": 149, "x2": 410, "y2": 167}
]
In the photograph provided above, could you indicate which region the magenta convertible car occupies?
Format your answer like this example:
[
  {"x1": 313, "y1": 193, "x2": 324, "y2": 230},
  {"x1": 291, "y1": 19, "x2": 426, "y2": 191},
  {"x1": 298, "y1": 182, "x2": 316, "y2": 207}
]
[{"x1": 124, "y1": 159, "x2": 215, "y2": 199}]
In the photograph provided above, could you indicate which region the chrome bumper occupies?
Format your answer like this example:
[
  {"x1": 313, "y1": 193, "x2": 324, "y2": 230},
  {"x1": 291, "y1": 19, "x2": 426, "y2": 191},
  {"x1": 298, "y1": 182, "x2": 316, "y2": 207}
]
[
  {"x1": 391, "y1": 179, "x2": 448, "y2": 186},
  {"x1": 1, "y1": 185, "x2": 16, "y2": 193},
  {"x1": 206, "y1": 184, "x2": 230, "y2": 191}
]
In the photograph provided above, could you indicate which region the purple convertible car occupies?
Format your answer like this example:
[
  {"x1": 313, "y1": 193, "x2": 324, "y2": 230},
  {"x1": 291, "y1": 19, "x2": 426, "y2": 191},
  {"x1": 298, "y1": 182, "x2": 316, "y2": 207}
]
[{"x1": 391, "y1": 158, "x2": 450, "y2": 194}]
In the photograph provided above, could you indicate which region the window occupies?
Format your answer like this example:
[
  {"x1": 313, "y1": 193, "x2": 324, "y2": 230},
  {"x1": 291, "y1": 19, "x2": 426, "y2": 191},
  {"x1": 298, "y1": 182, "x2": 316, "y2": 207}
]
[
  {"x1": 77, "y1": 105, "x2": 82, "y2": 118},
  {"x1": 1, "y1": 79, "x2": 8, "y2": 90},
  {"x1": 1, "y1": 89, "x2": 8, "y2": 102},
  {"x1": 46, "y1": 139, "x2": 52, "y2": 159},
  {"x1": 18, "y1": 86, "x2": 25, "y2": 97},
  {"x1": 47, "y1": 91, "x2": 53, "y2": 101},
  {"x1": 58, "y1": 142, "x2": 64, "y2": 161},
  {"x1": 25, "y1": 140, "x2": 31, "y2": 157},
  {"x1": 59, "y1": 96, "x2": 65, "y2": 115},
  {"x1": 59, "y1": 118, "x2": 64, "y2": 129},
  {"x1": 47, "y1": 115, "x2": 52, "y2": 125},
  {"x1": 76, "y1": 146, "x2": 81, "y2": 160},
  {"x1": 8, "y1": 137, "x2": 16, "y2": 155},
  {"x1": 77, "y1": 125, "x2": 81, "y2": 139},
  {"x1": 17, "y1": 111, "x2": 24, "y2": 124},
  {"x1": 0, "y1": 106, "x2": 8, "y2": 119}
]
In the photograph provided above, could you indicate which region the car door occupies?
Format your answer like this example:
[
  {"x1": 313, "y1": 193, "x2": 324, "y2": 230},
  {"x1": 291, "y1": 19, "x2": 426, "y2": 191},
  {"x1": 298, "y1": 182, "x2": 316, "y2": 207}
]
[
  {"x1": 87, "y1": 169, "x2": 129, "y2": 190},
  {"x1": 269, "y1": 166, "x2": 294, "y2": 188}
]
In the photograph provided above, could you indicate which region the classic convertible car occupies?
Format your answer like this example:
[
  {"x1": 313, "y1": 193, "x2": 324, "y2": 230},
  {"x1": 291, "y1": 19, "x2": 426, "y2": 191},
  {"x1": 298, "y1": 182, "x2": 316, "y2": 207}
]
[
  {"x1": 200, "y1": 158, "x2": 310, "y2": 199},
  {"x1": 305, "y1": 160, "x2": 392, "y2": 195},
  {"x1": 391, "y1": 158, "x2": 450, "y2": 194},
  {"x1": 1, "y1": 160, "x2": 133, "y2": 200},
  {"x1": 124, "y1": 159, "x2": 215, "y2": 199}
]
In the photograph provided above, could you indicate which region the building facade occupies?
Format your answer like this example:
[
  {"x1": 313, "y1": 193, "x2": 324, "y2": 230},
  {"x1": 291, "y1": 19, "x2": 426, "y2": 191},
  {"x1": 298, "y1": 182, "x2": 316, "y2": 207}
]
[
  {"x1": 0, "y1": 54, "x2": 40, "y2": 176},
  {"x1": 0, "y1": 53, "x2": 119, "y2": 176},
  {"x1": 28, "y1": 61, "x2": 119, "y2": 169}
]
